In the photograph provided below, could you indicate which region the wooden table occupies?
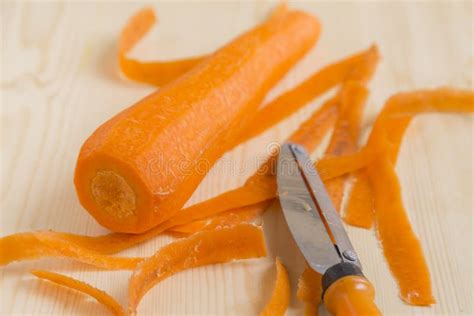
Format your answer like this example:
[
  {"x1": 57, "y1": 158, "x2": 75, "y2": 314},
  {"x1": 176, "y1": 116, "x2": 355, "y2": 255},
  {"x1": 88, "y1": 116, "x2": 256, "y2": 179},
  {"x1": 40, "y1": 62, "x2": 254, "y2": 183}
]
[{"x1": 1, "y1": 1, "x2": 472, "y2": 315}]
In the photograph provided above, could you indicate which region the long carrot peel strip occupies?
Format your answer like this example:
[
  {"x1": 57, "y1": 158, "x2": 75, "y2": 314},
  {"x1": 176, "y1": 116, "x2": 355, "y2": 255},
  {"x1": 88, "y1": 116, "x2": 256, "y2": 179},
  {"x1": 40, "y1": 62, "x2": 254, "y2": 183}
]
[
  {"x1": 322, "y1": 81, "x2": 368, "y2": 211},
  {"x1": 345, "y1": 89, "x2": 473, "y2": 229},
  {"x1": 31, "y1": 270, "x2": 125, "y2": 316},
  {"x1": 169, "y1": 201, "x2": 270, "y2": 235},
  {"x1": 128, "y1": 224, "x2": 266, "y2": 313},
  {"x1": 297, "y1": 267, "x2": 322, "y2": 316},
  {"x1": 236, "y1": 45, "x2": 379, "y2": 145},
  {"x1": 118, "y1": 7, "x2": 205, "y2": 86},
  {"x1": 261, "y1": 258, "x2": 290, "y2": 316},
  {"x1": 350, "y1": 89, "x2": 474, "y2": 305},
  {"x1": 0, "y1": 232, "x2": 142, "y2": 270},
  {"x1": 369, "y1": 157, "x2": 435, "y2": 305}
]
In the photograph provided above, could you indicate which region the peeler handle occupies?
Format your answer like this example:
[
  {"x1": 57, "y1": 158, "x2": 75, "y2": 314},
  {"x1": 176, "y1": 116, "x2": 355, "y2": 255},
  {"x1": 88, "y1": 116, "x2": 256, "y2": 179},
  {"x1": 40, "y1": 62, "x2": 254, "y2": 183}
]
[{"x1": 323, "y1": 275, "x2": 381, "y2": 316}]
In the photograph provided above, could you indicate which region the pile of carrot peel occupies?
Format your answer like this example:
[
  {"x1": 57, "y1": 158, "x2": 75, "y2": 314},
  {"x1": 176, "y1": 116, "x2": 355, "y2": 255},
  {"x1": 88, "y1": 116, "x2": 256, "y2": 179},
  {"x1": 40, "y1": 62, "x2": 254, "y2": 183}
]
[{"x1": 1, "y1": 5, "x2": 473, "y2": 315}]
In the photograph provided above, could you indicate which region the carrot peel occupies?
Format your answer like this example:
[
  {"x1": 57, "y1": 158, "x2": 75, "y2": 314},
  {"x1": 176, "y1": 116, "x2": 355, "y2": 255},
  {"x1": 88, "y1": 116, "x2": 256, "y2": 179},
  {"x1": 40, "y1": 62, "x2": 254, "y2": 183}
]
[
  {"x1": 31, "y1": 270, "x2": 125, "y2": 316},
  {"x1": 261, "y1": 258, "x2": 290, "y2": 316},
  {"x1": 128, "y1": 224, "x2": 266, "y2": 313}
]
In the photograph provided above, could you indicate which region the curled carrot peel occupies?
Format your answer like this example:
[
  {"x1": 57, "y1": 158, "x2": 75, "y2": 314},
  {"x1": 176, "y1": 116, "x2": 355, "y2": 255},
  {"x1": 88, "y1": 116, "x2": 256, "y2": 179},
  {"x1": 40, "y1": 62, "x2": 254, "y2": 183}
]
[
  {"x1": 118, "y1": 7, "x2": 205, "y2": 86},
  {"x1": 0, "y1": 232, "x2": 142, "y2": 270},
  {"x1": 261, "y1": 258, "x2": 290, "y2": 316},
  {"x1": 31, "y1": 270, "x2": 125, "y2": 316},
  {"x1": 346, "y1": 89, "x2": 474, "y2": 305},
  {"x1": 128, "y1": 224, "x2": 266, "y2": 314},
  {"x1": 118, "y1": 5, "x2": 291, "y2": 87}
]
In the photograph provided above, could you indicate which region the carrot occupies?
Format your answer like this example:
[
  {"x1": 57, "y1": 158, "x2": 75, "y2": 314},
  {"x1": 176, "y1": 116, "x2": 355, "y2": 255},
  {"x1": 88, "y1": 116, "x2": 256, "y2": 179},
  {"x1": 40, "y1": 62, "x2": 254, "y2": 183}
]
[
  {"x1": 261, "y1": 258, "x2": 290, "y2": 316},
  {"x1": 128, "y1": 224, "x2": 266, "y2": 314},
  {"x1": 31, "y1": 270, "x2": 125, "y2": 316},
  {"x1": 75, "y1": 7, "x2": 321, "y2": 234}
]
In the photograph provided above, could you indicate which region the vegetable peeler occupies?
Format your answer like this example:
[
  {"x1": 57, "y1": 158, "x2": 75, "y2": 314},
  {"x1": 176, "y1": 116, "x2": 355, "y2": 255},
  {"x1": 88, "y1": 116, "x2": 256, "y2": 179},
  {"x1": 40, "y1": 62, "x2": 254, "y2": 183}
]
[{"x1": 277, "y1": 142, "x2": 381, "y2": 316}]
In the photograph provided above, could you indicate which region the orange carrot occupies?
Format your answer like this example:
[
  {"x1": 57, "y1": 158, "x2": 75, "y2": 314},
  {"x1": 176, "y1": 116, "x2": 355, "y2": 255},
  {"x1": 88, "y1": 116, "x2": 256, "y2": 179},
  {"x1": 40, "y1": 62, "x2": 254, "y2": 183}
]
[
  {"x1": 128, "y1": 224, "x2": 266, "y2": 313},
  {"x1": 261, "y1": 258, "x2": 290, "y2": 316},
  {"x1": 31, "y1": 270, "x2": 125, "y2": 316},
  {"x1": 75, "y1": 7, "x2": 321, "y2": 234},
  {"x1": 1, "y1": 47, "x2": 378, "y2": 266}
]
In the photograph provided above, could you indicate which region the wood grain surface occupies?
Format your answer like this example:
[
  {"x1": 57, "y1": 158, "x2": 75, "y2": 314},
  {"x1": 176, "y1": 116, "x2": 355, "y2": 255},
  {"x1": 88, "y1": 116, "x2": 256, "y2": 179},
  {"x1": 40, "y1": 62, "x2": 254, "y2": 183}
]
[{"x1": 1, "y1": 1, "x2": 472, "y2": 315}]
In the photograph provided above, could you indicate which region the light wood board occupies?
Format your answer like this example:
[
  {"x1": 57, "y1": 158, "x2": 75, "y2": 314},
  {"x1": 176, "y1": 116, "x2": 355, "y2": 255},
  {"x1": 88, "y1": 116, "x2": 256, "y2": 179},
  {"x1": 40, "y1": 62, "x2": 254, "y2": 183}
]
[{"x1": 1, "y1": 1, "x2": 472, "y2": 315}]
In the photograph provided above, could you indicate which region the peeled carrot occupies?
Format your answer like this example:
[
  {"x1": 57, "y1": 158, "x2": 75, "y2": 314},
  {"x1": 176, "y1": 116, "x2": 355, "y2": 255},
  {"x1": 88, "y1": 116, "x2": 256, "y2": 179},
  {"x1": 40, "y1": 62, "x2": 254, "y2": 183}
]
[
  {"x1": 0, "y1": 52, "x2": 377, "y2": 268},
  {"x1": 31, "y1": 270, "x2": 125, "y2": 316},
  {"x1": 75, "y1": 7, "x2": 321, "y2": 234},
  {"x1": 128, "y1": 224, "x2": 266, "y2": 313},
  {"x1": 261, "y1": 258, "x2": 290, "y2": 316},
  {"x1": 0, "y1": 45, "x2": 378, "y2": 269},
  {"x1": 3, "y1": 45, "x2": 377, "y2": 255}
]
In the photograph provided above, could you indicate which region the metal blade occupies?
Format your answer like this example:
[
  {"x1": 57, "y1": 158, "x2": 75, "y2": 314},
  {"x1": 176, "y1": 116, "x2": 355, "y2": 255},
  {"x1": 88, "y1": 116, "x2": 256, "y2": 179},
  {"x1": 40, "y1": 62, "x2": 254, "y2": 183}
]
[
  {"x1": 277, "y1": 143, "x2": 362, "y2": 274},
  {"x1": 290, "y1": 143, "x2": 361, "y2": 269},
  {"x1": 277, "y1": 143, "x2": 341, "y2": 274}
]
